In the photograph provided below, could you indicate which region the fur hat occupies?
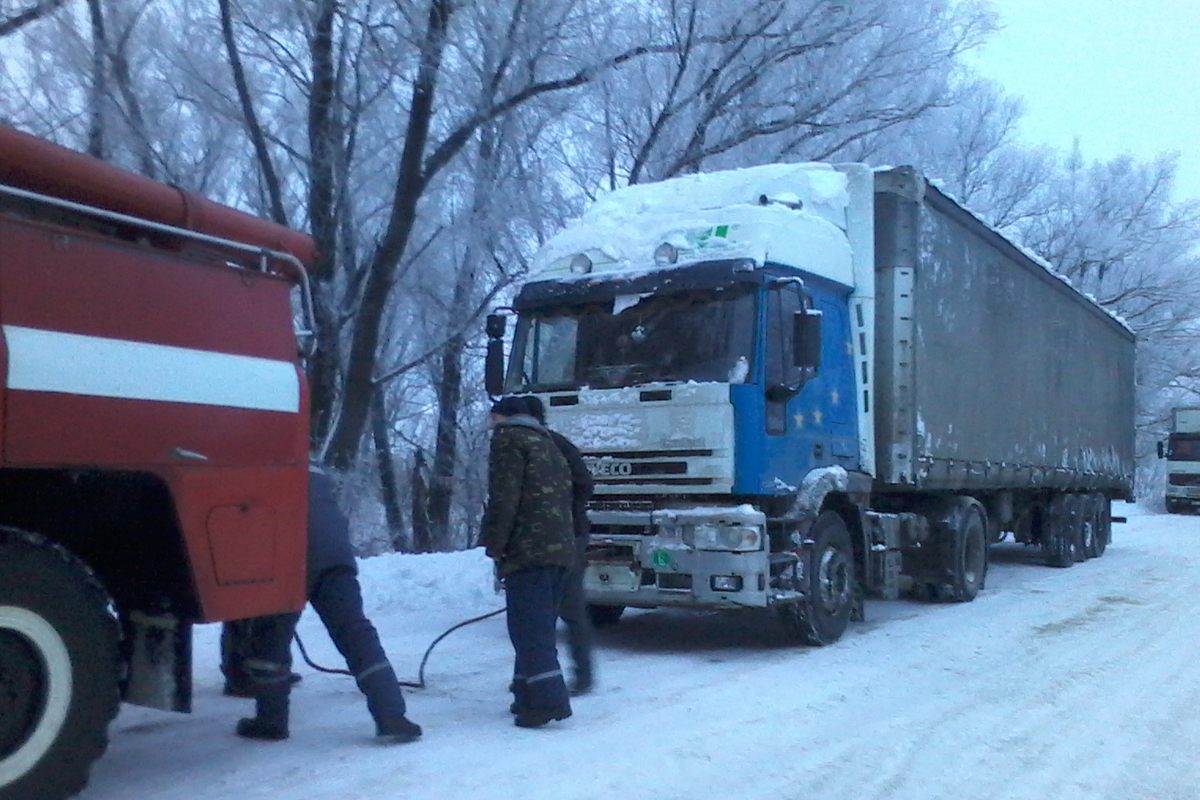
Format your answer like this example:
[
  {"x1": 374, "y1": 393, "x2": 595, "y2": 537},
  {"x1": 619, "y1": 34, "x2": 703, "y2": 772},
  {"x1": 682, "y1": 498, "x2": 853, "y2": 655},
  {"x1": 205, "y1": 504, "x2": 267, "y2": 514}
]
[{"x1": 490, "y1": 396, "x2": 530, "y2": 418}]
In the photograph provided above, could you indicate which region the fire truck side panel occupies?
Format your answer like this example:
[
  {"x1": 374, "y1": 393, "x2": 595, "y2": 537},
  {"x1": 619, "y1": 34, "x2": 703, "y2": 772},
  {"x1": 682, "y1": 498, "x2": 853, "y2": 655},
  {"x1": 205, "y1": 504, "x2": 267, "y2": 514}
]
[{"x1": 0, "y1": 206, "x2": 310, "y2": 623}]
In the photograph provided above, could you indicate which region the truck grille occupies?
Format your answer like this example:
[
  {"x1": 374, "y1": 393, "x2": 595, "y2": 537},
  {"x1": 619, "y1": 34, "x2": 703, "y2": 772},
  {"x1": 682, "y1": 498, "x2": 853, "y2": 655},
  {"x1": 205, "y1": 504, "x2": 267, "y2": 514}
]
[
  {"x1": 657, "y1": 573, "x2": 693, "y2": 591},
  {"x1": 588, "y1": 499, "x2": 655, "y2": 513},
  {"x1": 1169, "y1": 473, "x2": 1200, "y2": 486}
]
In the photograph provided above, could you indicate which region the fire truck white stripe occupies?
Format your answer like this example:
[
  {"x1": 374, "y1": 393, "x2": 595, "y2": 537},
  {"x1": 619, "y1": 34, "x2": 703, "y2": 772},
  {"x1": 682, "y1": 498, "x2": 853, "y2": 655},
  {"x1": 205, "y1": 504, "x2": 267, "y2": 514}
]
[{"x1": 3, "y1": 325, "x2": 300, "y2": 413}]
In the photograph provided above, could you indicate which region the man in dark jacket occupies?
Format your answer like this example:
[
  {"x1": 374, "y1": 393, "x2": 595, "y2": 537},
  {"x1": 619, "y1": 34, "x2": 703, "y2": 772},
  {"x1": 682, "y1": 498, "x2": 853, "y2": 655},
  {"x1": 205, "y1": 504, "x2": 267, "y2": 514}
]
[
  {"x1": 234, "y1": 468, "x2": 422, "y2": 744},
  {"x1": 482, "y1": 396, "x2": 576, "y2": 727},
  {"x1": 521, "y1": 395, "x2": 596, "y2": 696}
]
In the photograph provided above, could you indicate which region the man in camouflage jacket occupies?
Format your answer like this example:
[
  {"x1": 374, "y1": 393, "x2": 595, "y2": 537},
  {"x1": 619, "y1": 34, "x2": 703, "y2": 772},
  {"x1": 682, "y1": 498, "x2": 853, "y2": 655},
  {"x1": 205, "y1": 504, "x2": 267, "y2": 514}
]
[{"x1": 482, "y1": 396, "x2": 575, "y2": 727}]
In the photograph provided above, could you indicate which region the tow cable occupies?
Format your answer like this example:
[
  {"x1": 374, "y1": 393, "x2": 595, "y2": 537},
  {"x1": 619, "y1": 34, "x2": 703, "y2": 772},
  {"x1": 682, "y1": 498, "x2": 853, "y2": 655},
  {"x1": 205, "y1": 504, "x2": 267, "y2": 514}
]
[{"x1": 293, "y1": 608, "x2": 506, "y2": 689}]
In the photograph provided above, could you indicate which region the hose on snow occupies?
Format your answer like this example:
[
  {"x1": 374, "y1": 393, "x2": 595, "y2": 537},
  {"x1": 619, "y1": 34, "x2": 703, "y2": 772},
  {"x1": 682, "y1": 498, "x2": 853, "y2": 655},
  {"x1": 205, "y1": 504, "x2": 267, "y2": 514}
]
[{"x1": 293, "y1": 607, "x2": 506, "y2": 689}]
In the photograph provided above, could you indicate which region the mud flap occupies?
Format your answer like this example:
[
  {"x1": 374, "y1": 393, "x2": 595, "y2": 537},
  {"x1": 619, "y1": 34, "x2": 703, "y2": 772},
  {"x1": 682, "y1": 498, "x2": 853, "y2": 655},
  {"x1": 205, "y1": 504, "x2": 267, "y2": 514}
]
[{"x1": 122, "y1": 610, "x2": 192, "y2": 712}]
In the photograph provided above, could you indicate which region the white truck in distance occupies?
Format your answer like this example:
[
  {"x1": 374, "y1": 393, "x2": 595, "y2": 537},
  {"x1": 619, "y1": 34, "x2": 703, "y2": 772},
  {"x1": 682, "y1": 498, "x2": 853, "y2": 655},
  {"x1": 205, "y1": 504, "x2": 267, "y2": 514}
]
[{"x1": 1159, "y1": 407, "x2": 1200, "y2": 513}]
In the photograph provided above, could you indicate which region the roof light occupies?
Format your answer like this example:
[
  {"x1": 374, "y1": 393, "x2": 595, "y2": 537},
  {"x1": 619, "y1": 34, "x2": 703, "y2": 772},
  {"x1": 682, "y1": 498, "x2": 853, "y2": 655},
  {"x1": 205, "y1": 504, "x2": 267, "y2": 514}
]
[
  {"x1": 653, "y1": 242, "x2": 679, "y2": 266},
  {"x1": 569, "y1": 253, "x2": 593, "y2": 274}
]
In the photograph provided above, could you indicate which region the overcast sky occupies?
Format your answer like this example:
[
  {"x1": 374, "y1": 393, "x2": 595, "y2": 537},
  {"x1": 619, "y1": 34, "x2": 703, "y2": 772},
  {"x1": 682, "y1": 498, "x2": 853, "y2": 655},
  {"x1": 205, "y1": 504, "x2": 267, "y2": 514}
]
[{"x1": 964, "y1": 0, "x2": 1200, "y2": 202}]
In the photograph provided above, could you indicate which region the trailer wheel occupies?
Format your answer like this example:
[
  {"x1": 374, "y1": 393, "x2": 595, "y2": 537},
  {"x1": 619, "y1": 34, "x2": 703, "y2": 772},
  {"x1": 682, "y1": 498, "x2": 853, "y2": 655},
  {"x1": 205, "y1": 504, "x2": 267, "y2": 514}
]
[
  {"x1": 937, "y1": 498, "x2": 988, "y2": 602},
  {"x1": 586, "y1": 604, "x2": 625, "y2": 628},
  {"x1": 1042, "y1": 494, "x2": 1081, "y2": 568},
  {"x1": 1080, "y1": 494, "x2": 1106, "y2": 559},
  {"x1": 1088, "y1": 494, "x2": 1110, "y2": 558},
  {"x1": 777, "y1": 512, "x2": 855, "y2": 646},
  {"x1": 0, "y1": 529, "x2": 119, "y2": 800}
]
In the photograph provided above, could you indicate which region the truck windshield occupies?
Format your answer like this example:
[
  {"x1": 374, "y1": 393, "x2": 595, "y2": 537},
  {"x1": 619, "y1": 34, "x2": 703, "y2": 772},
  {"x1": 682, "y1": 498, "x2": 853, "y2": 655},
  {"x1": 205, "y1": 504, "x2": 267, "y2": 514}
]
[
  {"x1": 506, "y1": 286, "x2": 757, "y2": 392},
  {"x1": 1167, "y1": 436, "x2": 1200, "y2": 461}
]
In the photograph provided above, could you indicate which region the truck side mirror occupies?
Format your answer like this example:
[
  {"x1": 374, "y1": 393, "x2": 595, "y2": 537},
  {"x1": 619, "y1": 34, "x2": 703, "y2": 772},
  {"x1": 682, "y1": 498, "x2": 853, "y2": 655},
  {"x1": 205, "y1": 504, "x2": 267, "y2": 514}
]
[
  {"x1": 1158, "y1": 441, "x2": 1165, "y2": 459},
  {"x1": 486, "y1": 313, "x2": 506, "y2": 340},
  {"x1": 793, "y1": 309, "x2": 822, "y2": 369},
  {"x1": 485, "y1": 313, "x2": 506, "y2": 397}
]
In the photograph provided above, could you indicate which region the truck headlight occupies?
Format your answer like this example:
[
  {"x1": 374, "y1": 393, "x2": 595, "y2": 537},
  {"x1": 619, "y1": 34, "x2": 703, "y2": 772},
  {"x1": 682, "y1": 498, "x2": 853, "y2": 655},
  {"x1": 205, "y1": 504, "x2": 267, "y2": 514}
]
[{"x1": 686, "y1": 523, "x2": 762, "y2": 551}]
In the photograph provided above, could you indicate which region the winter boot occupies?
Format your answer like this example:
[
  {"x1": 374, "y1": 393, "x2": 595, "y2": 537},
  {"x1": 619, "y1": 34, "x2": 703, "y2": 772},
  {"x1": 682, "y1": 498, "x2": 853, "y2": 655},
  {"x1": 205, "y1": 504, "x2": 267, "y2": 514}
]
[
  {"x1": 569, "y1": 672, "x2": 593, "y2": 697},
  {"x1": 513, "y1": 703, "x2": 572, "y2": 729},
  {"x1": 236, "y1": 682, "x2": 290, "y2": 740},
  {"x1": 509, "y1": 677, "x2": 529, "y2": 715},
  {"x1": 225, "y1": 672, "x2": 301, "y2": 699},
  {"x1": 564, "y1": 618, "x2": 595, "y2": 697},
  {"x1": 375, "y1": 716, "x2": 423, "y2": 745},
  {"x1": 236, "y1": 717, "x2": 289, "y2": 741}
]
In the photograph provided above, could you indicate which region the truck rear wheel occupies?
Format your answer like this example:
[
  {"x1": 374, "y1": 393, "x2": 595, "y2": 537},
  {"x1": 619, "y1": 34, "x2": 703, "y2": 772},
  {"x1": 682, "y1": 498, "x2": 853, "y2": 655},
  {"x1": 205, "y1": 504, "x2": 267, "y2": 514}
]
[
  {"x1": 1042, "y1": 494, "x2": 1082, "y2": 568},
  {"x1": 1082, "y1": 493, "x2": 1108, "y2": 559},
  {"x1": 0, "y1": 529, "x2": 119, "y2": 800},
  {"x1": 776, "y1": 511, "x2": 855, "y2": 646},
  {"x1": 938, "y1": 498, "x2": 988, "y2": 602}
]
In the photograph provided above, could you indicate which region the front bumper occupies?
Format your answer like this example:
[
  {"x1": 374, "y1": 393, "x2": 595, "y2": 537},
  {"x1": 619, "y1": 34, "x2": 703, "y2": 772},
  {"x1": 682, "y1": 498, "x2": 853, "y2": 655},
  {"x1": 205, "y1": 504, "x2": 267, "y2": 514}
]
[{"x1": 584, "y1": 508, "x2": 771, "y2": 610}]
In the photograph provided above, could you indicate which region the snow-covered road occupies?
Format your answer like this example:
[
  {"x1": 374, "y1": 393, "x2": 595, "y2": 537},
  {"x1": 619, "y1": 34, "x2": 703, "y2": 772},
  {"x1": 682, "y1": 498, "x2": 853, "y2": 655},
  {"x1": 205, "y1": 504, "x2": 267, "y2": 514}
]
[{"x1": 79, "y1": 503, "x2": 1200, "y2": 800}]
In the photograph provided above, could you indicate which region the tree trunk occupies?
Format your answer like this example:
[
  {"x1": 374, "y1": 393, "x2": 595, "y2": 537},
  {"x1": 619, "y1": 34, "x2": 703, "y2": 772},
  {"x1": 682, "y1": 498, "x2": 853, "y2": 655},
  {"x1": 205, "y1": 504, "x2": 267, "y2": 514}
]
[
  {"x1": 306, "y1": 0, "x2": 342, "y2": 451},
  {"x1": 324, "y1": 0, "x2": 454, "y2": 470},
  {"x1": 426, "y1": 327, "x2": 467, "y2": 549},
  {"x1": 85, "y1": 0, "x2": 107, "y2": 159},
  {"x1": 410, "y1": 447, "x2": 431, "y2": 553},
  {"x1": 370, "y1": 390, "x2": 406, "y2": 548}
]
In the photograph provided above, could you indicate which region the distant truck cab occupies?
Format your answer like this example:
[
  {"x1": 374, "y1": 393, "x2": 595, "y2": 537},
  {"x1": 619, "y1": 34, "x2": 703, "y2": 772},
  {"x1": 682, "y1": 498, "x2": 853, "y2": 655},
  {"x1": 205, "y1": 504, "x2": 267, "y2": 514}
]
[
  {"x1": 0, "y1": 124, "x2": 314, "y2": 800},
  {"x1": 1159, "y1": 407, "x2": 1200, "y2": 513}
]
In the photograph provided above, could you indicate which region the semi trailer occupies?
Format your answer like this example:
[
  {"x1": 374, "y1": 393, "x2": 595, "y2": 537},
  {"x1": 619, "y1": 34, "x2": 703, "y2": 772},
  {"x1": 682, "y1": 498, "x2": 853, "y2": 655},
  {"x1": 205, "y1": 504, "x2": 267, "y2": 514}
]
[{"x1": 486, "y1": 162, "x2": 1135, "y2": 645}]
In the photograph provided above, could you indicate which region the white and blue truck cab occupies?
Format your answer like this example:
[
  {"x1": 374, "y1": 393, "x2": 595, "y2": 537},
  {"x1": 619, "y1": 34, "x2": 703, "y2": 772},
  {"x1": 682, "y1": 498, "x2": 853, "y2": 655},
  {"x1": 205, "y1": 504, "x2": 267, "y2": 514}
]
[{"x1": 486, "y1": 163, "x2": 1134, "y2": 645}]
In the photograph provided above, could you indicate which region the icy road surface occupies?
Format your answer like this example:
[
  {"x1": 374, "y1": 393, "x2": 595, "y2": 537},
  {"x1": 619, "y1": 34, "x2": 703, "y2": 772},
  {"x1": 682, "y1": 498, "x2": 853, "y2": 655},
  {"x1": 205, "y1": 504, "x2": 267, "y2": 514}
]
[{"x1": 80, "y1": 503, "x2": 1200, "y2": 800}]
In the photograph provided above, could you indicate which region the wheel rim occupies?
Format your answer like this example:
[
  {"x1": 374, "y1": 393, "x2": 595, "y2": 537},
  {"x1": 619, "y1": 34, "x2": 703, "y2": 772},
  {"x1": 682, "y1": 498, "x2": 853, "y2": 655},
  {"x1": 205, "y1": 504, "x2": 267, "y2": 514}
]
[
  {"x1": 0, "y1": 606, "x2": 73, "y2": 787},
  {"x1": 816, "y1": 546, "x2": 851, "y2": 611}
]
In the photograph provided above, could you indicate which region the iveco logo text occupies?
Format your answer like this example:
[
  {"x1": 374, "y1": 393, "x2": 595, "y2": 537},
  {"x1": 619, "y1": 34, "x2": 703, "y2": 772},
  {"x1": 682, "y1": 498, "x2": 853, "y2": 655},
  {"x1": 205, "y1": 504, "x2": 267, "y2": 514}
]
[{"x1": 586, "y1": 458, "x2": 633, "y2": 477}]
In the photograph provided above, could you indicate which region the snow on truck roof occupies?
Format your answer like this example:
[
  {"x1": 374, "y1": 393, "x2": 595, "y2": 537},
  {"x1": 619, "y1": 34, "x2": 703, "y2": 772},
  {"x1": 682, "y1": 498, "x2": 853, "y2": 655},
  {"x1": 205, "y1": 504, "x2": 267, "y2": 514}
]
[{"x1": 530, "y1": 162, "x2": 857, "y2": 288}]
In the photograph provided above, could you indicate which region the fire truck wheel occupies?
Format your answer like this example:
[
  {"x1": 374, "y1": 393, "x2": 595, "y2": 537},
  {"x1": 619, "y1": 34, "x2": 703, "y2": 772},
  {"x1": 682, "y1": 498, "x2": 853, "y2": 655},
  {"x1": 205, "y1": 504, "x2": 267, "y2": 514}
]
[
  {"x1": 0, "y1": 530, "x2": 120, "y2": 800},
  {"x1": 586, "y1": 604, "x2": 625, "y2": 628},
  {"x1": 777, "y1": 511, "x2": 855, "y2": 646}
]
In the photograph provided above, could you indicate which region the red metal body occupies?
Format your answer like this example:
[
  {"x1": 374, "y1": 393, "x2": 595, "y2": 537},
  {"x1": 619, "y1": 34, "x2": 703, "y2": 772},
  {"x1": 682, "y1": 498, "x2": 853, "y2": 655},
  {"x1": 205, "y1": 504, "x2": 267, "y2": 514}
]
[
  {"x1": 0, "y1": 123, "x2": 316, "y2": 270},
  {"x1": 0, "y1": 127, "x2": 313, "y2": 622}
]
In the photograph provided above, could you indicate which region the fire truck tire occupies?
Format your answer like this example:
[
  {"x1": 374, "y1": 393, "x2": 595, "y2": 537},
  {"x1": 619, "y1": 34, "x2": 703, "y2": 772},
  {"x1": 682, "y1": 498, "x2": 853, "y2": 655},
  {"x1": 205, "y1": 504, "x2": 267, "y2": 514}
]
[
  {"x1": 586, "y1": 604, "x2": 625, "y2": 628},
  {"x1": 0, "y1": 529, "x2": 120, "y2": 800},
  {"x1": 776, "y1": 511, "x2": 855, "y2": 646},
  {"x1": 936, "y1": 497, "x2": 988, "y2": 602}
]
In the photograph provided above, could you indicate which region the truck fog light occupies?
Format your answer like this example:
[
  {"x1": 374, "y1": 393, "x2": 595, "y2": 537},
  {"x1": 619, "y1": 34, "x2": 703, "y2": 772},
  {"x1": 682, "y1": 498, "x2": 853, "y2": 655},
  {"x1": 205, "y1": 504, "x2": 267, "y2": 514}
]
[
  {"x1": 711, "y1": 575, "x2": 743, "y2": 592},
  {"x1": 569, "y1": 253, "x2": 593, "y2": 274},
  {"x1": 653, "y1": 242, "x2": 679, "y2": 265}
]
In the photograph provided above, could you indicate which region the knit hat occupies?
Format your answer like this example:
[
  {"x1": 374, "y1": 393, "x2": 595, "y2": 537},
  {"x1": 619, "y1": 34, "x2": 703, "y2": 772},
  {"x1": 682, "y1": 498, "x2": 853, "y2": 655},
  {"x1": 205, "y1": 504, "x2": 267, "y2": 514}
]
[
  {"x1": 490, "y1": 396, "x2": 529, "y2": 418},
  {"x1": 521, "y1": 395, "x2": 546, "y2": 424}
]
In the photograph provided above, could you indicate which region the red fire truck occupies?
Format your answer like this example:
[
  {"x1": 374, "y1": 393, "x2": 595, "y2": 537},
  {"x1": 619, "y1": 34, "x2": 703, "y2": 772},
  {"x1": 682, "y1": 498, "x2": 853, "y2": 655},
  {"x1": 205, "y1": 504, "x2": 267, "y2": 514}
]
[{"x1": 0, "y1": 125, "x2": 314, "y2": 800}]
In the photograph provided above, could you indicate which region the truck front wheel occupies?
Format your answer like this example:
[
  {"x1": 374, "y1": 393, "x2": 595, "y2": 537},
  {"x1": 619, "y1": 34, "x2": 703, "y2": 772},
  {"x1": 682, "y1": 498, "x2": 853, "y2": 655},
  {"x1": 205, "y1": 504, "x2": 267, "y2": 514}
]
[
  {"x1": 0, "y1": 530, "x2": 119, "y2": 800},
  {"x1": 777, "y1": 511, "x2": 855, "y2": 646},
  {"x1": 586, "y1": 604, "x2": 625, "y2": 628}
]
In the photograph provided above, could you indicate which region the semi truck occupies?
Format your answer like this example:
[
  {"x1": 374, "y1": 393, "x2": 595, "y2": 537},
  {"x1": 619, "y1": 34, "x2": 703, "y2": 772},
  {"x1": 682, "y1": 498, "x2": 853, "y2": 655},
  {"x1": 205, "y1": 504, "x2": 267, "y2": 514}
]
[
  {"x1": 0, "y1": 125, "x2": 314, "y2": 800},
  {"x1": 1158, "y1": 407, "x2": 1200, "y2": 513},
  {"x1": 485, "y1": 162, "x2": 1135, "y2": 645}
]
